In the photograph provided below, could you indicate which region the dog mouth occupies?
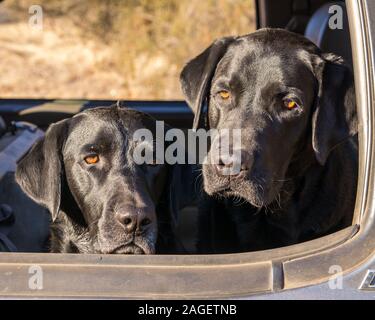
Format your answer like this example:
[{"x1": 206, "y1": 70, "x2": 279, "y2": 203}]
[
  {"x1": 101, "y1": 238, "x2": 155, "y2": 254},
  {"x1": 111, "y1": 244, "x2": 146, "y2": 254},
  {"x1": 204, "y1": 169, "x2": 279, "y2": 207},
  {"x1": 210, "y1": 180, "x2": 284, "y2": 208},
  {"x1": 103, "y1": 238, "x2": 155, "y2": 255}
]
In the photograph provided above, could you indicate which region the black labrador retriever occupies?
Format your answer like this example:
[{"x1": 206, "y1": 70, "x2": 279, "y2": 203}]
[
  {"x1": 180, "y1": 28, "x2": 358, "y2": 252},
  {"x1": 16, "y1": 105, "x2": 195, "y2": 254}
]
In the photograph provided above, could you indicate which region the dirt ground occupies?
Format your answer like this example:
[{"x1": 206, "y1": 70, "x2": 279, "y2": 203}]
[
  {"x1": 0, "y1": 1, "x2": 254, "y2": 100},
  {"x1": 0, "y1": 9, "x2": 132, "y2": 99}
]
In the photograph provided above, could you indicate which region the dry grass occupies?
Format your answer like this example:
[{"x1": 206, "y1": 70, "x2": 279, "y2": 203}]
[{"x1": 0, "y1": 0, "x2": 255, "y2": 100}]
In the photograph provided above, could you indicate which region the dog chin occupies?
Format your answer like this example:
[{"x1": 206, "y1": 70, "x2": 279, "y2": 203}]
[
  {"x1": 134, "y1": 238, "x2": 156, "y2": 254},
  {"x1": 222, "y1": 189, "x2": 265, "y2": 208},
  {"x1": 112, "y1": 244, "x2": 145, "y2": 254},
  {"x1": 206, "y1": 181, "x2": 278, "y2": 208},
  {"x1": 100, "y1": 239, "x2": 155, "y2": 255}
]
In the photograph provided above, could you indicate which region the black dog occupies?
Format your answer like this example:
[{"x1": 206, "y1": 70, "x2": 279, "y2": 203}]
[
  {"x1": 180, "y1": 28, "x2": 358, "y2": 252},
  {"x1": 16, "y1": 105, "x2": 195, "y2": 254}
]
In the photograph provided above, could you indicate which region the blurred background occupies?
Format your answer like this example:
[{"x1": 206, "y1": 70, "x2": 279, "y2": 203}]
[{"x1": 0, "y1": 0, "x2": 255, "y2": 100}]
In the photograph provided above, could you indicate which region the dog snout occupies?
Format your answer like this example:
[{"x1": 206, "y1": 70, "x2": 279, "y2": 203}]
[
  {"x1": 115, "y1": 210, "x2": 154, "y2": 234},
  {"x1": 214, "y1": 149, "x2": 252, "y2": 176}
]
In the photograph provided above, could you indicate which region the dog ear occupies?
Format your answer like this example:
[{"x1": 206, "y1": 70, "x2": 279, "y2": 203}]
[
  {"x1": 16, "y1": 119, "x2": 70, "y2": 221},
  {"x1": 180, "y1": 37, "x2": 236, "y2": 129},
  {"x1": 312, "y1": 53, "x2": 357, "y2": 165}
]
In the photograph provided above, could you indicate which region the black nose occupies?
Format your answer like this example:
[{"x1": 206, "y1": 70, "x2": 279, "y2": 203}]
[
  {"x1": 115, "y1": 211, "x2": 153, "y2": 234},
  {"x1": 214, "y1": 150, "x2": 252, "y2": 176}
]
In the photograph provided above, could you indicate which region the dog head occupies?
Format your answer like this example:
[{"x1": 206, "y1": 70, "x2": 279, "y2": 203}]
[
  {"x1": 16, "y1": 106, "x2": 176, "y2": 254},
  {"x1": 180, "y1": 28, "x2": 357, "y2": 207}
]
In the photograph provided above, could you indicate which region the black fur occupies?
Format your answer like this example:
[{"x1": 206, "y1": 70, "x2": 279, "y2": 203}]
[
  {"x1": 180, "y1": 28, "x2": 358, "y2": 253},
  {"x1": 16, "y1": 105, "x2": 190, "y2": 254}
]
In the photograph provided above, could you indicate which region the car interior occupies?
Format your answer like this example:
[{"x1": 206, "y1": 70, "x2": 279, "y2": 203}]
[{"x1": 0, "y1": 0, "x2": 355, "y2": 255}]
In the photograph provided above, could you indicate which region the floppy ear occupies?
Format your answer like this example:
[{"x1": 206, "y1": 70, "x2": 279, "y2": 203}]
[
  {"x1": 180, "y1": 37, "x2": 236, "y2": 129},
  {"x1": 15, "y1": 119, "x2": 70, "y2": 221},
  {"x1": 312, "y1": 53, "x2": 357, "y2": 165}
]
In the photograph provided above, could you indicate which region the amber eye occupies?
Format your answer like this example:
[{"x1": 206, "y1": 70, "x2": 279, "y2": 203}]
[
  {"x1": 284, "y1": 99, "x2": 299, "y2": 110},
  {"x1": 219, "y1": 90, "x2": 231, "y2": 100},
  {"x1": 84, "y1": 154, "x2": 99, "y2": 164}
]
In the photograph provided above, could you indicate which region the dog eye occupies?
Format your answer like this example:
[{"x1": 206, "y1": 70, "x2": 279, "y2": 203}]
[
  {"x1": 283, "y1": 99, "x2": 300, "y2": 110},
  {"x1": 84, "y1": 154, "x2": 99, "y2": 164},
  {"x1": 218, "y1": 90, "x2": 231, "y2": 100}
]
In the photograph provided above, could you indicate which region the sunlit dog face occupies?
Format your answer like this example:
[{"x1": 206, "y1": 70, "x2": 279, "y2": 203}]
[
  {"x1": 180, "y1": 29, "x2": 356, "y2": 207},
  {"x1": 16, "y1": 107, "x2": 167, "y2": 254},
  {"x1": 202, "y1": 41, "x2": 316, "y2": 207}
]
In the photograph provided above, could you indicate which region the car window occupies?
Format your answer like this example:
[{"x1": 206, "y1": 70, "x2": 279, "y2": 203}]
[{"x1": 0, "y1": 0, "x2": 371, "y2": 299}]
